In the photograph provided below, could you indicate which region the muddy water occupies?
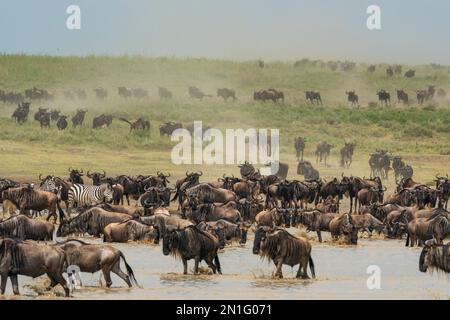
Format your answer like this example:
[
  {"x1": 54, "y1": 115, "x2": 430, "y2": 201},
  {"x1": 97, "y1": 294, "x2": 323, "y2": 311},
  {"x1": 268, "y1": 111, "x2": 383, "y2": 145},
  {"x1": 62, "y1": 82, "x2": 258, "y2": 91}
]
[{"x1": 3, "y1": 230, "x2": 450, "y2": 300}]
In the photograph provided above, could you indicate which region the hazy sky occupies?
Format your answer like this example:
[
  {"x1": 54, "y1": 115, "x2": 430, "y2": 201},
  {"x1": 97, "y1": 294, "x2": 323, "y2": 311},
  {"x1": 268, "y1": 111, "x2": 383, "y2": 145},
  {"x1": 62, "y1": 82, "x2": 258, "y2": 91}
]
[{"x1": 1, "y1": 0, "x2": 450, "y2": 64}]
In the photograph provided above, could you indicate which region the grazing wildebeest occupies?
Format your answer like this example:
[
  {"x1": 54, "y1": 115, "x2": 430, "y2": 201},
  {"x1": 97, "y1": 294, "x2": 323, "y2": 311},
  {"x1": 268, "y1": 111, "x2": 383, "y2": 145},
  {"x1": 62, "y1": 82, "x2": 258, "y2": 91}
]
[
  {"x1": 103, "y1": 220, "x2": 157, "y2": 243},
  {"x1": 1, "y1": 186, "x2": 63, "y2": 222},
  {"x1": 419, "y1": 239, "x2": 450, "y2": 274},
  {"x1": 159, "y1": 121, "x2": 182, "y2": 136},
  {"x1": 253, "y1": 89, "x2": 284, "y2": 103},
  {"x1": 57, "y1": 239, "x2": 138, "y2": 287},
  {"x1": 71, "y1": 109, "x2": 87, "y2": 128},
  {"x1": 0, "y1": 238, "x2": 70, "y2": 297},
  {"x1": 162, "y1": 225, "x2": 222, "y2": 275},
  {"x1": 94, "y1": 88, "x2": 108, "y2": 99},
  {"x1": 158, "y1": 87, "x2": 172, "y2": 99},
  {"x1": 340, "y1": 142, "x2": 355, "y2": 168},
  {"x1": 117, "y1": 87, "x2": 132, "y2": 98},
  {"x1": 345, "y1": 91, "x2": 359, "y2": 106},
  {"x1": 377, "y1": 90, "x2": 391, "y2": 106},
  {"x1": 74, "y1": 89, "x2": 87, "y2": 99},
  {"x1": 11, "y1": 102, "x2": 30, "y2": 124},
  {"x1": 404, "y1": 70, "x2": 416, "y2": 78},
  {"x1": 253, "y1": 227, "x2": 315, "y2": 279},
  {"x1": 315, "y1": 141, "x2": 333, "y2": 165},
  {"x1": 305, "y1": 91, "x2": 322, "y2": 105},
  {"x1": 132, "y1": 88, "x2": 149, "y2": 99},
  {"x1": 57, "y1": 207, "x2": 130, "y2": 237},
  {"x1": 351, "y1": 213, "x2": 384, "y2": 236},
  {"x1": 297, "y1": 161, "x2": 320, "y2": 180},
  {"x1": 119, "y1": 118, "x2": 150, "y2": 131},
  {"x1": 0, "y1": 214, "x2": 54, "y2": 241},
  {"x1": 294, "y1": 137, "x2": 306, "y2": 161},
  {"x1": 93, "y1": 114, "x2": 113, "y2": 129},
  {"x1": 68, "y1": 168, "x2": 84, "y2": 184},
  {"x1": 217, "y1": 88, "x2": 237, "y2": 101},
  {"x1": 188, "y1": 86, "x2": 212, "y2": 100},
  {"x1": 329, "y1": 213, "x2": 358, "y2": 244},
  {"x1": 397, "y1": 89, "x2": 409, "y2": 104}
]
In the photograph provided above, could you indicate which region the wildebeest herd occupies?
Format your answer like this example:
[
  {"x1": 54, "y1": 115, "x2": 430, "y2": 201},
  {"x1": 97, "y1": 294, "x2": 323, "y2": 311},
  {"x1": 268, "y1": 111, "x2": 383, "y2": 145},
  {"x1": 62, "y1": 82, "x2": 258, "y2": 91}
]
[{"x1": 1, "y1": 150, "x2": 450, "y2": 297}]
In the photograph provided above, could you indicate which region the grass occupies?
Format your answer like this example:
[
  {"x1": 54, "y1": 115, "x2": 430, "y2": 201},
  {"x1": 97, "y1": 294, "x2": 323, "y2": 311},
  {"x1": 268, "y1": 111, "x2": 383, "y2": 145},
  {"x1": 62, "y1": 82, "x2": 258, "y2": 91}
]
[{"x1": 0, "y1": 54, "x2": 449, "y2": 184}]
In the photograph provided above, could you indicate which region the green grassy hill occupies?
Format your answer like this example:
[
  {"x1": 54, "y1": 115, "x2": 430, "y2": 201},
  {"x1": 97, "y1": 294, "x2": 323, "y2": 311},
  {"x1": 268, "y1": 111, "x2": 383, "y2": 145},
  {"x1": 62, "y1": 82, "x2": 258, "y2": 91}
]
[{"x1": 0, "y1": 54, "x2": 449, "y2": 183}]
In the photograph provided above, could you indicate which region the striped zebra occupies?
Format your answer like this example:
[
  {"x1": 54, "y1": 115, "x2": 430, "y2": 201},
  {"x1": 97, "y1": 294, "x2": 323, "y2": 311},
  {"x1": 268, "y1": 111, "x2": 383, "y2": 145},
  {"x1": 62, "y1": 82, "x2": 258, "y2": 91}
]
[{"x1": 68, "y1": 183, "x2": 114, "y2": 210}]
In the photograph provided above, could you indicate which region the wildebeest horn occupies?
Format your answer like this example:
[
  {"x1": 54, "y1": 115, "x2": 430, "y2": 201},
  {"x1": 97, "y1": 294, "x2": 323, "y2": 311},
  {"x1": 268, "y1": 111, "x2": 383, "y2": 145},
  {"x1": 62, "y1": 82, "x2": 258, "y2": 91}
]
[
  {"x1": 80, "y1": 168, "x2": 84, "y2": 173},
  {"x1": 157, "y1": 171, "x2": 161, "y2": 176},
  {"x1": 102, "y1": 170, "x2": 106, "y2": 177},
  {"x1": 144, "y1": 185, "x2": 151, "y2": 192},
  {"x1": 166, "y1": 172, "x2": 171, "y2": 178},
  {"x1": 198, "y1": 171, "x2": 203, "y2": 176},
  {"x1": 185, "y1": 171, "x2": 190, "y2": 176},
  {"x1": 68, "y1": 167, "x2": 72, "y2": 173},
  {"x1": 87, "y1": 170, "x2": 91, "y2": 177}
]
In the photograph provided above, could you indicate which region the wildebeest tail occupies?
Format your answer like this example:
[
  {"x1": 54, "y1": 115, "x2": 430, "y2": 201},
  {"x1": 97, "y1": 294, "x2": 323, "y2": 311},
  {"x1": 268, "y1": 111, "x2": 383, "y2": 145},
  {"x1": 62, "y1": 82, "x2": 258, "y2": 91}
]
[
  {"x1": 119, "y1": 251, "x2": 138, "y2": 286},
  {"x1": 214, "y1": 254, "x2": 222, "y2": 274},
  {"x1": 119, "y1": 117, "x2": 132, "y2": 125},
  {"x1": 405, "y1": 233, "x2": 410, "y2": 247},
  {"x1": 309, "y1": 256, "x2": 316, "y2": 278}
]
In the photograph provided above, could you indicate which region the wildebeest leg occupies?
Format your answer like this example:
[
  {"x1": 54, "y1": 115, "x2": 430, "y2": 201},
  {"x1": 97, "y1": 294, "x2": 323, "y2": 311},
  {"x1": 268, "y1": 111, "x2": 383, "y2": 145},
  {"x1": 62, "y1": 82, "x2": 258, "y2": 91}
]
[
  {"x1": 45, "y1": 274, "x2": 59, "y2": 290},
  {"x1": 274, "y1": 260, "x2": 283, "y2": 279},
  {"x1": 102, "y1": 268, "x2": 113, "y2": 287},
  {"x1": 194, "y1": 256, "x2": 200, "y2": 275},
  {"x1": 10, "y1": 274, "x2": 20, "y2": 295},
  {"x1": 0, "y1": 274, "x2": 7, "y2": 294},
  {"x1": 317, "y1": 230, "x2": 322, "y2": 243},
  {"x1": 205, "y1": 257, "x2": 216, "y2": 274},
  {"x1": 51, "y1": 273, "x2": 70, "y2": 297},
  {"x1": 126, "y1": 194, "x2": 130, "y2": 206},
  {"x1": 182, "y1": 258, "x2": 188, "y2": 275},
  {"x1": 111, "y1": 261, "x2": 132, "y2": 287}
]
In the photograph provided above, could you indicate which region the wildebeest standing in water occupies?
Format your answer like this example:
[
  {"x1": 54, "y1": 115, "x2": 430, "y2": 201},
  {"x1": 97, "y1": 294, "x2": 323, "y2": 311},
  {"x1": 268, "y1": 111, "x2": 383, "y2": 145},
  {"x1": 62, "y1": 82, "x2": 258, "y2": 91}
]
[
  {"x1": 217, "y1": 88, "x2": 237, "y2": 101},
  {"x1": 56, "y1": 239, "x2": 138, "y2": 288},
  {"x1": 0, "y1": 238, "x2": 70, "y2": 297},
  {"x1": 345, "y1": 91, "x2": 359, "y2": 107},
  {"x1": 419, "y1": 239, "x2": 450, "y2": 274},
  {"x1": 329, "y1": 213, "x2": 358, "y2": 244},
  {"x1": 162, "y1": 225, "x2": 222, "y2": 275},
  {"x1": 0, "y1": 214, "x2": 54, "y2": 241},
  {"x1": 340, "y1": 142, "x2": 355, "y2": 168},
  {"x1": 294, "y1": 137, "x2": 306, "y2": 161},
  {"x1": 252, "y1": 227, "x2": 315, "y2": 279},
  {"x1": 72, "y1": 109, "x2": 87, "y2": 128},
  {"x1": 1, "y1": 185, "x2": 64, "y2": 222}
]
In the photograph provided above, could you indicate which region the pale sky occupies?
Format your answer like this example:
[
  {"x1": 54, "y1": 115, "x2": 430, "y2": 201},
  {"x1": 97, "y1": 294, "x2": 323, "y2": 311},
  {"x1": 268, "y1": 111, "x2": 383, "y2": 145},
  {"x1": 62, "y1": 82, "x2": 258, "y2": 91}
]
[{"x1": 1, "y1": 0, "x2": 449, "y2": 64}]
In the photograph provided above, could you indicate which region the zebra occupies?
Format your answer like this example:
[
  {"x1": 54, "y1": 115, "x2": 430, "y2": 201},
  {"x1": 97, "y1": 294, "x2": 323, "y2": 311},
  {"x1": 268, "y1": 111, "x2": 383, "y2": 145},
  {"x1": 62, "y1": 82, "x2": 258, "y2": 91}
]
[{"x1": 68, "y1": 183, "x2": 114, "y2": 212}]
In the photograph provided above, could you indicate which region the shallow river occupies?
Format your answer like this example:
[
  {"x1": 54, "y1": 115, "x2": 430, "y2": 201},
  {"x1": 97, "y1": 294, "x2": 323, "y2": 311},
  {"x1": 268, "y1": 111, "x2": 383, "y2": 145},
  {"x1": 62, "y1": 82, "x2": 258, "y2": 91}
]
[{"x1": 2, "y1": 229, "x2": 449, "y2": 300}]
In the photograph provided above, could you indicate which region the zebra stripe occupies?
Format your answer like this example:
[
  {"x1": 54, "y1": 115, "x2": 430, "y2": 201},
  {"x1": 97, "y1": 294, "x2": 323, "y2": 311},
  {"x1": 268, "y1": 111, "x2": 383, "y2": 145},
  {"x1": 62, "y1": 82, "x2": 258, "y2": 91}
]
[{"x1": 68, "y1": 183, "x2": 113, "y2": 207}]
